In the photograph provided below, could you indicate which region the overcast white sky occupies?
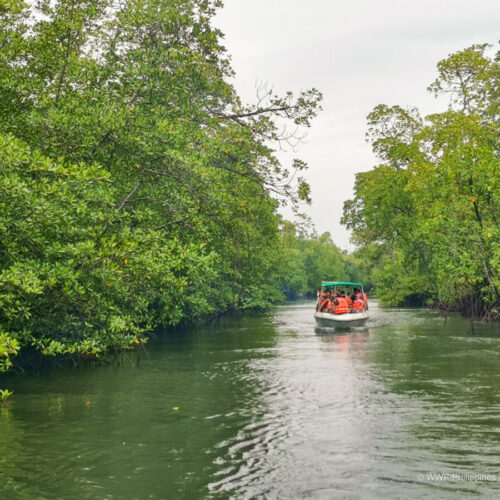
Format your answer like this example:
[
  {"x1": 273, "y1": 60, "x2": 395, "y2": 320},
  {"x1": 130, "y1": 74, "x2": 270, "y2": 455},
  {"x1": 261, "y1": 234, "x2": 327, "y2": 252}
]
[{"x1": 215, "y1": 0, "x2": 500, "y2": 250}]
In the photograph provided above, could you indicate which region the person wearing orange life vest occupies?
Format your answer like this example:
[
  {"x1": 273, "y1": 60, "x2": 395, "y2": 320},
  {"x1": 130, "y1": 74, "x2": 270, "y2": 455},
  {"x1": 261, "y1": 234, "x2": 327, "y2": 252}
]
[
  {"x1": 353, "y1": 296, "x2": 364, "y2": 313},
  {"x1": 354, "y1": 287, "x2": 368, "y2": 311},
  {"x1": 333, "y1": 291, "x2": 349, "y2": 314},
  {"x1": 352, "y1": 288, "x2": 361, "y2": 312},
  {"x1": 347, "y1": 292, "x2": 355, "y2": 312},
  {"x1": 319, "y1": 291, "x2": 333, "y2": 313}
]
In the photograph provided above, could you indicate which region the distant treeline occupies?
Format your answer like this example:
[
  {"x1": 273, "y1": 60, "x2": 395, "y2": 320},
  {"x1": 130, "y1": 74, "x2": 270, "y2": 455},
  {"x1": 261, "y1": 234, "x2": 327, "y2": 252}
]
[
  {"x1": 342, "y1": 44, "x2": 499, "y2": 319},
  {"x1": 0, "y1": 0, "x2": 357, "y2": 388},
  {"x1": 278, "y1": 220, "x2": 363, "y2": 299}
]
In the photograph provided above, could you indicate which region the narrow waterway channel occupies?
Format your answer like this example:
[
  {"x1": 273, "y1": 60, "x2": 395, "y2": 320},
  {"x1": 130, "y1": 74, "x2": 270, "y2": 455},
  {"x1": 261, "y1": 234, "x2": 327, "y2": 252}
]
[{"x1": 1, "y1": 301, "x2": 500, "y2": 498}]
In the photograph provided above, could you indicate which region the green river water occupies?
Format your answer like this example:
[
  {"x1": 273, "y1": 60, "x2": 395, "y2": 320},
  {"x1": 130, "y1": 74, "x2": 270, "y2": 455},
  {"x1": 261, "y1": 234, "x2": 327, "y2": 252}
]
[{"x1": 1, "y1": 301, "x2": 500, "y2": 499}]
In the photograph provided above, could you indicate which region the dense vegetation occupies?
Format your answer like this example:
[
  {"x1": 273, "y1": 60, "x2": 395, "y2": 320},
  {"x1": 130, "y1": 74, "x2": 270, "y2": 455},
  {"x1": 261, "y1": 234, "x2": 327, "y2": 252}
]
[
  {"x1": 343, "y1": 44, "x2": 499, "y2": 317},
  {"x1": 278, "y1": 220, "x2": 363, "y2": 299},
  {"x1": 0, "y1": 0, "x2": 359, "y2": 392}
]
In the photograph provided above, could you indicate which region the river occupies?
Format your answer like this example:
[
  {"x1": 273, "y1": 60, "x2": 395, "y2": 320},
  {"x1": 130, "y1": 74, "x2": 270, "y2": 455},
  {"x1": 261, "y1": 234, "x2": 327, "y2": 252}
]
[{"x1": 1, "y1": 301, "x2": 500, "y2": 498}]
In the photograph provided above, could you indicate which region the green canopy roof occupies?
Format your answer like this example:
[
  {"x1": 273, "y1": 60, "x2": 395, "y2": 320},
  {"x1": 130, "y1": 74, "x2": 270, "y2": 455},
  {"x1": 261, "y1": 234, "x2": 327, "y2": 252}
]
[{"x1": 321, "y1": 281, "x2": 363, "y2": 287}]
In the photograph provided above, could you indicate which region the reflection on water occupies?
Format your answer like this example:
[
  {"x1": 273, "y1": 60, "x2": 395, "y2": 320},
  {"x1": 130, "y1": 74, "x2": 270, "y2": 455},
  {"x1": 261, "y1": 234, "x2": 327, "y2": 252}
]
[{"x1": 1, "y1": 301, "x2": 500, "y2": 498}]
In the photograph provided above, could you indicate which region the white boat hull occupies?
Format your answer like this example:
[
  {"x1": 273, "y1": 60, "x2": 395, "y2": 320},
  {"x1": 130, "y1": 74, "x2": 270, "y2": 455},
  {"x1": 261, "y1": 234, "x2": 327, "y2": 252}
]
[{"x1": 314, "y1": 311, "x2": 369, "y2": 327}]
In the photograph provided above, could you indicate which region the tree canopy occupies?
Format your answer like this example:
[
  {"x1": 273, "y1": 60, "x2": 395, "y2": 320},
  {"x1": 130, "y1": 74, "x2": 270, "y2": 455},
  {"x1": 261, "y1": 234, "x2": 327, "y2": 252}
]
[
  {"x1": 0, "y1": 0, "x2": 334, "y2": 390},
  {"x1": 343, "y1": 44, "x2": 499, "y2": 316}
]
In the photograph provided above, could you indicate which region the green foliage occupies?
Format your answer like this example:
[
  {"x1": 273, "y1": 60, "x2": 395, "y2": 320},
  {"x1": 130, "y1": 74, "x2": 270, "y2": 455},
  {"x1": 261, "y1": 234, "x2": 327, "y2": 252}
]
[
  {"x1": 1, "y1": 133, "x2": 216, "y2": 355},
  {"x1": 0, "y1": 0, "x2": 324, "y2": 383},
  {"x1": 0, "y1": 389, "x2": 13, "y2": 401},
  {"x1": 0, "y1": 331, "x2": 20, "y2": 373},
  {"x1": 277, "y1": 220, "x2": 361, "y2": 299},
  {"x1": 0, "y1": 330, "x2": 19, "y2": 399},
  {"x1": 343, "y1": 43, "x2": 500, "y2": 313}
]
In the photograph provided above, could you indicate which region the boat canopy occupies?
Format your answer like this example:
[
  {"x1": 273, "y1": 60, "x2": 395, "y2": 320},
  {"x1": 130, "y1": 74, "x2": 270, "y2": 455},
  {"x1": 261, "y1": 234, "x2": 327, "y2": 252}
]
[{"x1": 321, "y1": 281, "x2": 363, "y2": 287}]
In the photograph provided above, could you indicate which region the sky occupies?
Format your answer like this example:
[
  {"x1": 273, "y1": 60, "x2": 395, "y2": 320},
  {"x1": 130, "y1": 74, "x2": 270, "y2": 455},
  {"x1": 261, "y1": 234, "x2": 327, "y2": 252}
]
[{"x1": 215, "y1": 0, "x2": 500, "y2": 250}]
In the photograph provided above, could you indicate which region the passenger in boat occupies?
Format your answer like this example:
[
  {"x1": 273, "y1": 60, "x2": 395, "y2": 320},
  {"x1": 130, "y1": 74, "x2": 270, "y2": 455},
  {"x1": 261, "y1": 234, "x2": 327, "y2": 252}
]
[
  {"x1": 347, "y1": 292, "x2": 355, "y2": 311},
  {"x1": 333, "y1": 292, "x2": 349, "y2": 314},
  {"x1": 354, "y1": 288, "x2": 369, "y2": 311},
  {"x1": 353, "y1": 296, "x2": 364, "y2": 313},
  {"x1": 319, "y1": 292, "x2": 333, "y2": 313}
]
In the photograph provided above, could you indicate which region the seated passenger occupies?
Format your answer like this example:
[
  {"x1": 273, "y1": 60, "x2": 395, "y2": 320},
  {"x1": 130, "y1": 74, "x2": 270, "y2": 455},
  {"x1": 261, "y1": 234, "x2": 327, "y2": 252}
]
[
  {"x1": 353, "y1": 296, "x2": 364, "y2": 313},
  {"x1": 333, "y1": 293, "x2": 349, "y2": 314},
  {"x1": 319, "y1": 293, "x2": 333, "y2": 313},
  {"x1": 347, "y1": 292, "x2": 355, "y2": 311}
]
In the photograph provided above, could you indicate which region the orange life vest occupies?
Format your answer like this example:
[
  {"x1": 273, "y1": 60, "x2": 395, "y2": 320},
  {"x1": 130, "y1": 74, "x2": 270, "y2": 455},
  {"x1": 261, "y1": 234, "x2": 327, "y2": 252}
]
[
  {"x1": 353, "y1": 299, "x2": 363, "y2": 312},
  {"x1": 319, "y1": 298, "x2": 332, "y2": 312},
  {"x1": 334, "y1": 296, "x2": 349, "y2": 314}
]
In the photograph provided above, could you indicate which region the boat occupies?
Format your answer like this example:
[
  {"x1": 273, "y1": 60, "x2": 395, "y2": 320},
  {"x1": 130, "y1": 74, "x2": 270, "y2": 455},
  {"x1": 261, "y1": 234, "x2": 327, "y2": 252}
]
[{"x1": 314, "y1": 281, "x2": 369, "y2": 327}]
